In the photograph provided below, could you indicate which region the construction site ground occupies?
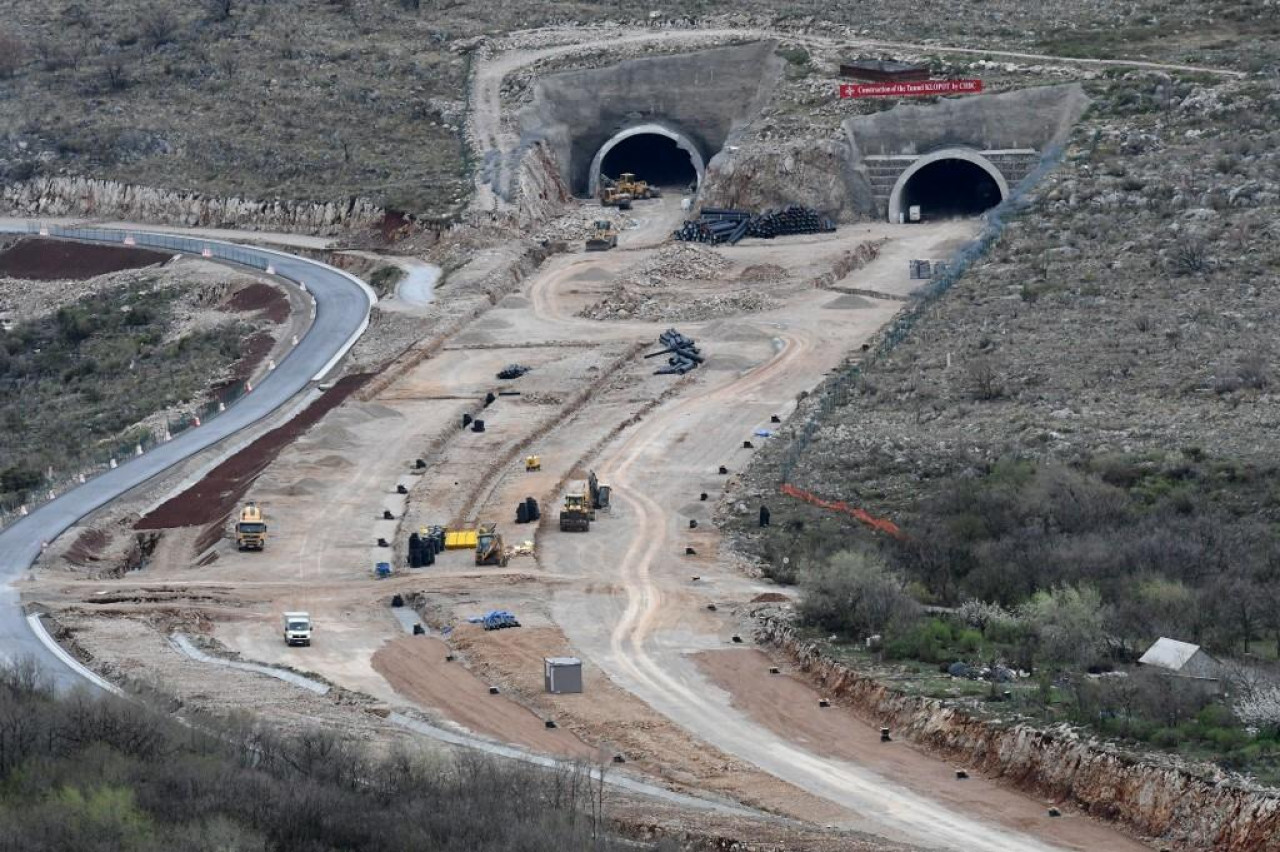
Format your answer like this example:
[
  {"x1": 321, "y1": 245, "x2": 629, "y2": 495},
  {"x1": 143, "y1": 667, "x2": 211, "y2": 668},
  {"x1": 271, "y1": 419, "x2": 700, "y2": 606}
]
[{"x1": 29, "y1": 198, "x2": 1151, "y2": 850}]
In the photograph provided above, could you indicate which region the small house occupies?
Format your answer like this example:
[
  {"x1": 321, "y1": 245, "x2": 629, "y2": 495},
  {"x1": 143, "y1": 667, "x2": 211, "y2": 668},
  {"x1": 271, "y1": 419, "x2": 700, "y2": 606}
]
[{"x1": 1138, "y1": 637, "x2": 1223, "y2": 679}]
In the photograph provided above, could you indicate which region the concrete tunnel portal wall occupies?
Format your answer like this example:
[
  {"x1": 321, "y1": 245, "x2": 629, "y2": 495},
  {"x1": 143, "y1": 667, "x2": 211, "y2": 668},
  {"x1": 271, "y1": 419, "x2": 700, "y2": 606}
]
[
  {"x1": 887, "y1": 148, "x2": 1010, "y2": 223},
  {"x1": 588, "y1": 124, "x2": 706, "y2": 197}
]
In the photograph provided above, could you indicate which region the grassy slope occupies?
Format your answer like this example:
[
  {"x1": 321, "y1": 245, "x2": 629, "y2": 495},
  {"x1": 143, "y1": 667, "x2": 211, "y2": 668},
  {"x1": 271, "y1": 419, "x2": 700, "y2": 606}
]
[{"x1": 0, "y1": 275, "x2": 247, "y2": 508}]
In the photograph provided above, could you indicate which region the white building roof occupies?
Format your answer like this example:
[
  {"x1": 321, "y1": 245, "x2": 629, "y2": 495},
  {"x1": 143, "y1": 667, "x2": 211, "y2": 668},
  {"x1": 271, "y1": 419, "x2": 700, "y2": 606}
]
[{"x1": 1138, "y1": 637, "x2": 1201, "y2": 672}]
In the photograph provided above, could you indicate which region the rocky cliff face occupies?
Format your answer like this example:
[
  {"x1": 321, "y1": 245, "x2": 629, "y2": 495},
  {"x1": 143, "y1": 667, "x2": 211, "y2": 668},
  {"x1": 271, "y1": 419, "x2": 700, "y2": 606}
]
[
  {"x1": 2, "y1": 176, "x2": 383, "y2": 235},
  {"x1": 698, "y1": 138, "x2": 869, "y2": 222},
  {"x1": 515, "y1": 141, "x2": 575, "y2": 229},
  {"x1": 755, "y1": 612, "x2": 1280, "y2": 852}
]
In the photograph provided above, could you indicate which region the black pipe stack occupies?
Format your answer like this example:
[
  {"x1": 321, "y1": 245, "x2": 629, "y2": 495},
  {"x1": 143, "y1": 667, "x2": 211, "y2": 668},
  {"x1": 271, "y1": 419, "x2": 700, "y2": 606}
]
[
  {"x1": 673, "y1": 205, "x2": 836, "y2": 245},
  {"x1": 409, "y1": 526, "x2": 446, "y2": 567},
  {"x1": 646, "y1": 328, "x2": 703, "y2": 375}
]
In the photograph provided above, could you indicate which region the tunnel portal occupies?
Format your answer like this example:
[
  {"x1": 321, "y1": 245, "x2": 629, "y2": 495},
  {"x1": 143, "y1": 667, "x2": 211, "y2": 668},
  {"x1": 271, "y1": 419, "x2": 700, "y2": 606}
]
[
  {"x1": 599, "y1": 133, "x2": 700, "y2": 192},
  {"x1": 901, "y1": 158, "x2": 1003, "y2": 219},
  {"x1": 886, "y1": 149, "x2": 1011, "y2": 223}
]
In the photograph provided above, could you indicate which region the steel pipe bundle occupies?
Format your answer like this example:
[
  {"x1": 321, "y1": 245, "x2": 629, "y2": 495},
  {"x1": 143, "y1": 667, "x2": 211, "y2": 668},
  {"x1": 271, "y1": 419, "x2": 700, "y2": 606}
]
[
  {"x1": 647, "y1": 328, "x2": 703, "y2": 375},
  {"x1": 673, "y1": 205, "x2": 836, "y2": 245}
]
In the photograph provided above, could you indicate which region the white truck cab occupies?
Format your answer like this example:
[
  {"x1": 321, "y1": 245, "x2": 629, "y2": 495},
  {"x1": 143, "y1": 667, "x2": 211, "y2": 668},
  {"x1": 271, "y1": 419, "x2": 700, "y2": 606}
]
[{"x1": 283, "y1": 611, "x2": 312, "y2": 646}]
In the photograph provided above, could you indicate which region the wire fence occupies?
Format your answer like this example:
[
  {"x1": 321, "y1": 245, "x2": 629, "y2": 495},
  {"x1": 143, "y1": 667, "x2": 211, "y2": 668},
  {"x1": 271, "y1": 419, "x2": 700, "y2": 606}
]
[
  {"x1": 0, "y1": 222, "x2": 297, "y2": 526},
  {"x1": 776, "y1": 145, "x2": 1067, "y2": 488}
]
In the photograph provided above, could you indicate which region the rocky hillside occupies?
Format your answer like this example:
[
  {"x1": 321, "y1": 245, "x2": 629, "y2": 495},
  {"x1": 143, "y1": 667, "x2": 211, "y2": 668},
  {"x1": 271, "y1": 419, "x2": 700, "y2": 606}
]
[
  {"x1": 0, "y1": 1, "x2": 1270, "y2": 219},
  {"x1": 747, "y1": 69, "x2": 1280, "y2": 516}
]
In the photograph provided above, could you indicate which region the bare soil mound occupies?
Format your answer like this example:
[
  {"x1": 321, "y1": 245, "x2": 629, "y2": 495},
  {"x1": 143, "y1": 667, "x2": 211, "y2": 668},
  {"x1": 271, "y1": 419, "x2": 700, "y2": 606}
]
[
  {"x1": 136, "y1": 374, "x2": 369, "y2": 531},
  {"x1": 226, "y1": 282, "x2": 289, "y2": 323},
  {"x1": 0, "y1": 238, "x2": 171, "y2": 280}
]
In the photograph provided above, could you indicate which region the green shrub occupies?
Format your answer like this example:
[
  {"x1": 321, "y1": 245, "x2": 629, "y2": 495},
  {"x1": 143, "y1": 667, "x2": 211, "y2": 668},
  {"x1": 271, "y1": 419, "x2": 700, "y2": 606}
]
[{"x1": 956, "y1": 627, "x2": 984, "y2": 654}]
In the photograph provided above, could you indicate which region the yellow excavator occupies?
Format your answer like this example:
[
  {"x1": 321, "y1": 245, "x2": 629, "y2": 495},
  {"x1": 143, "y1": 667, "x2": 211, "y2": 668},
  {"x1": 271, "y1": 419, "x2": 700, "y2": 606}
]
[{"x1": 475, "y1": 521, "x2": 509, "y2": 566}]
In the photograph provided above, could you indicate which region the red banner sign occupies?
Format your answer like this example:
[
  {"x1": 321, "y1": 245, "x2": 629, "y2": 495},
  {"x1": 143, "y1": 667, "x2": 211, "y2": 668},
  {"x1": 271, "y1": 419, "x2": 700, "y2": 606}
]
[{"x1": 840, "y1": 79, "x2": 983, "y2": 99}]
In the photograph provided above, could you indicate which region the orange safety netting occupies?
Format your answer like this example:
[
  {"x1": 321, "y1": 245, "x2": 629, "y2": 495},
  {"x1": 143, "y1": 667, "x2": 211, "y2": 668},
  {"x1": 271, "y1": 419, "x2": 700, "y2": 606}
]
[{"x1": 779, "y1": 483, "x2": 904, "y2": 539}]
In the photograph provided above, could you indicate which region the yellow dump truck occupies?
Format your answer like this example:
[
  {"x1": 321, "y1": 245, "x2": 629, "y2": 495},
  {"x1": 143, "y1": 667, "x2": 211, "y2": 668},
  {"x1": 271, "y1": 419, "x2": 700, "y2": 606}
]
[{"x1": 235, "y1": 502, "x2": 267, "y2": 551}]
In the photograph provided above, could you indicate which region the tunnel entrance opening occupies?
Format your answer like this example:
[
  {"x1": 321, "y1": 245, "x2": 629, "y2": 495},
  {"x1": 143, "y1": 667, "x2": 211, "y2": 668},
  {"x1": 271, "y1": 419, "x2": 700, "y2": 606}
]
[
  {"x1": 596, "y1": 133, "x2": 699, "y2": 193},
  {"x1": 899, "y1": 158, "x2": 1003, "y2": 220}
]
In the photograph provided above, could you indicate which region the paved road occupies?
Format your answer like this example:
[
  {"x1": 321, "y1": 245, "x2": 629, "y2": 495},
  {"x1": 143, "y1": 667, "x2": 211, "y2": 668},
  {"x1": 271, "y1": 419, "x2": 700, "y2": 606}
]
[{"x1": 0, "y1": 224, "x2": 374, "y2": 690}]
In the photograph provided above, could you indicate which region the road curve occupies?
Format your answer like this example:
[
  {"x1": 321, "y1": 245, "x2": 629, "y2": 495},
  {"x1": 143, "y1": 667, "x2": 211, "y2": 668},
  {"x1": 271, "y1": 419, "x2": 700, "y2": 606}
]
[{"x1": 0, "y1": 224, "x2": 374, "y2": 690}]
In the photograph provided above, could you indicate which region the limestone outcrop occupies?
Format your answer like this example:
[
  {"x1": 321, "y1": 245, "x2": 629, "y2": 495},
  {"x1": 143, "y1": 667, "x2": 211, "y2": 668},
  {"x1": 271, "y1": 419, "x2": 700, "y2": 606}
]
[
  {"x1": 2, "y1": 177, "x2": 382, "y2": 235},
  {"x1": 755, "y1": 611, "x2": 1280, "y2": 852}
]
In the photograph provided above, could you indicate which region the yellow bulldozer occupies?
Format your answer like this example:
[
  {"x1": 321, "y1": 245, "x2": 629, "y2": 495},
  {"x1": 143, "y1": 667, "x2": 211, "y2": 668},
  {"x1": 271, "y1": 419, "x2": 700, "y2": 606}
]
[
  {"x1": 558, "y1": 471, "x2": 610, "y2": 532},
  {"x1": 585, "y1": 220, "x2": 618, "y2": 252},
  {"x1": 559, "y1": 483, "x2": 592, "y2": 532},
  {"x1": 598, "y1": 182, "x2": 633, "y2": 210},
  {"x1": 475, "y1": 521, "x2": 509, "y2": 566},
  {"x1": 616, "y1": 172, "x2": 661, "y2": 200}
]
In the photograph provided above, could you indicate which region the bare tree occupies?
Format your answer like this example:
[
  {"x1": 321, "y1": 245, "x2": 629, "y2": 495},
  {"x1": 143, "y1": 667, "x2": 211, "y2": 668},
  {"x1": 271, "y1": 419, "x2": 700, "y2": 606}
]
[
  {"x1": 965, "y1": 357, "x2": 1004, "y2": 401},
  {"x1": 103, "y1": 58, "x2": 131, "y2": 92},
  {"x1": 141, "y1": 5, "x2": 180, "y2": 50}
]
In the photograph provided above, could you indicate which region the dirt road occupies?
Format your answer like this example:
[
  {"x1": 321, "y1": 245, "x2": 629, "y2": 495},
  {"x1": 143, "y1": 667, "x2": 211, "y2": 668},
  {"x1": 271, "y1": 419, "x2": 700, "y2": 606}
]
[
  {"x1": 46, "y1": 211, "x2": 1151, "y2": 848},
  {"x1": 535, "y1": 220, "x2": 1151, "y2": 850}
]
